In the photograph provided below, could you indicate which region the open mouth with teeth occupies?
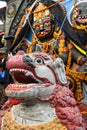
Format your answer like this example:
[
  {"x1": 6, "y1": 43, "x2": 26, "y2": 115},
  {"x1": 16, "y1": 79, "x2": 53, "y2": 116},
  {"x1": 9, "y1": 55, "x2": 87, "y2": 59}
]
[
  {"x1": 5, "y1": 52, "x2": 56, "y2": 105},
  {"x1": 5, "y1": 68, "x2": 39, "y2": 104},
  {"x1": 5, "y1": 67, "x2": 52, "y2": 105},
  {"x1": 70, "y1": 2, "x2": 87, "y2": 25},
  {"x1": 10, "y1": 68, "x2": 39, "y2": 85},
  {"x1": 75, "y1": 14, "x2": 87, "y2": 25},
  {"x1": 7, "y1": 68, "x2": 43, "y2": 91},
  {"x1": 75, "y1": 4, "x2": 87, "y2": 25}
]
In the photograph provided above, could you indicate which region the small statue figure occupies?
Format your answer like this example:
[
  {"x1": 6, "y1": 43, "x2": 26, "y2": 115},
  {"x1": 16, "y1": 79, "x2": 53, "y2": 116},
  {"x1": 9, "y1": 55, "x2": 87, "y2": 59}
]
[
  {"x1": 70, "y1": 0, "x2": 87, "y2": 47},
  {"x1": 68, "y1": 0, "x2": 87, "y2": 109}
]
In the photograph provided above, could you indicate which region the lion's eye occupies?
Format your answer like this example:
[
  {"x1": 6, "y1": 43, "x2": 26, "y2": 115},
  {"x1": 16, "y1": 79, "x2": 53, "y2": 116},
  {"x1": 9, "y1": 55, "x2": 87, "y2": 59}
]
[{"x1": 34, "y1": 57, "x2": 44, "y2": 64}]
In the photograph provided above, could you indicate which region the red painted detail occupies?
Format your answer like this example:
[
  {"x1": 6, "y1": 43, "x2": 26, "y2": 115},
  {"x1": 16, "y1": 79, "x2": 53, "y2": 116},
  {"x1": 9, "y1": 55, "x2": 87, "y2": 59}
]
[{"x1": 9, "y1": 98, "x2": 24, "y2": 105}]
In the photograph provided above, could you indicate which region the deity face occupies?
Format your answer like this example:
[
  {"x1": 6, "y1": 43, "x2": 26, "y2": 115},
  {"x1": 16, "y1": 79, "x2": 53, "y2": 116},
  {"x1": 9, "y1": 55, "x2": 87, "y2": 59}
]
[
  {"x1": 70, "y1": 1, "x2": 87, "y2": 26},
  {"x1": 33, "y1": 3, "x2": 55, "y2": 39}
]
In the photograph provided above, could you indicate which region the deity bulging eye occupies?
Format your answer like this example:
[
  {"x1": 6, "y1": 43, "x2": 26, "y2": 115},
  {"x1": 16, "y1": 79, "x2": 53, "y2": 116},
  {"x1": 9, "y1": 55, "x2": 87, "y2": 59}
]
[{"x1": 45, "y1": 10, "x2": 50, "y2": 16}]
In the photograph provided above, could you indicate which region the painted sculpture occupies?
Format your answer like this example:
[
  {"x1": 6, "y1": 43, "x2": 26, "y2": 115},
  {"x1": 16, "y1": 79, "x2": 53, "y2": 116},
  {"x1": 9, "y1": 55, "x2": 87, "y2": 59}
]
[
  {"x1": 70, "y1": 0, "x2": 87, "y2": 47},
  {"x1": 1, "y1": 51, "x2": 87, "y2": 130},
  {"x1": 1, "y1": 0, "x2": 86, "y2": 113},
  {"x1": 0, "y1": 0, "x2": 87, "y2": 129},
  {"x1": 68, "y1": 0, "x2": 87, "y2": 107},
  {"x1": 18, "y1": 0, "x2": 87, "y2": 103},
  {"x1": 2, "y1": 0, "x2": 87, "y2": 103}
]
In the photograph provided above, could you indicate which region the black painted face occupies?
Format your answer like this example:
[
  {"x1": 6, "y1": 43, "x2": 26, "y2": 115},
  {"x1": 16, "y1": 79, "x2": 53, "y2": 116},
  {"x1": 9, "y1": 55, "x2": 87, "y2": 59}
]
[
  {"x1": 33, "y1": 16, "x2": 55, "y2": 39},
  {"x1": 32, "y1": 3, "x2": 55, "y2": 40},
  {"x1": 70, "y1": 1, "x2": 87, "y2": 25}
]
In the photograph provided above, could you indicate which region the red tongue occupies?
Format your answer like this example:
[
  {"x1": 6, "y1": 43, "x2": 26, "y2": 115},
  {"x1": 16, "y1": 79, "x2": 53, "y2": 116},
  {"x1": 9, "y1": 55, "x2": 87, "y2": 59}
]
[{"x1": 9, "y1": 98, "x2": 24, "y2": 105}]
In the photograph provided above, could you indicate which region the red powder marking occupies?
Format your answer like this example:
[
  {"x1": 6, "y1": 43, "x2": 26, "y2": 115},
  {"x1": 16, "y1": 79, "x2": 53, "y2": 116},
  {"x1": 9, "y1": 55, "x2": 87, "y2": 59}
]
[{"x1": 9, "y1": 98, "x2": 24, "y2": 105}]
